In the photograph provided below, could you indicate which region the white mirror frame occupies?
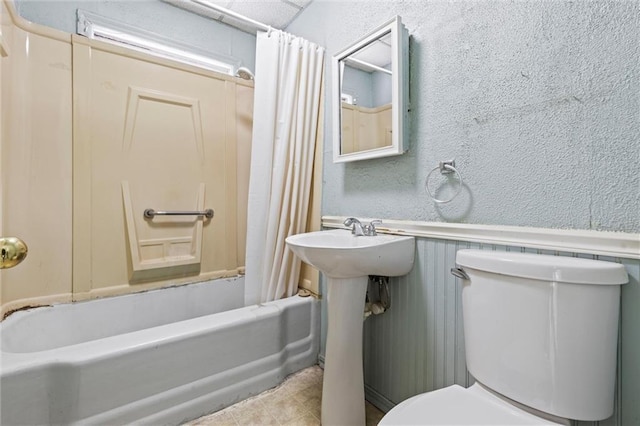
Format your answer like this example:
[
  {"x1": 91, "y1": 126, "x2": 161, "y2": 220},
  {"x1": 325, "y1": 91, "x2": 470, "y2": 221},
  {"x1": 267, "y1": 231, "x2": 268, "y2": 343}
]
[{"x1": 332, "y1": 16, "x2": 409, "y2": 163}]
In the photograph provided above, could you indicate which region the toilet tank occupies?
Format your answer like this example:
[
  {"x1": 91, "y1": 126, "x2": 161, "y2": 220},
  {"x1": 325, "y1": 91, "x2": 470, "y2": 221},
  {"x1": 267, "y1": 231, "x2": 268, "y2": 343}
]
[{"x1": 456, "y1": 249, "x2": 628, "y2": 421}]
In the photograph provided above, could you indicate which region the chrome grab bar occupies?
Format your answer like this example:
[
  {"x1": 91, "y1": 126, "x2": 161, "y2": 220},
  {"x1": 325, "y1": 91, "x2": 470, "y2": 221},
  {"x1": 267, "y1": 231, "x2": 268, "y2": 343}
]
[{"x1": 144, "y1": 208, "x2": 214, "y2": 219}]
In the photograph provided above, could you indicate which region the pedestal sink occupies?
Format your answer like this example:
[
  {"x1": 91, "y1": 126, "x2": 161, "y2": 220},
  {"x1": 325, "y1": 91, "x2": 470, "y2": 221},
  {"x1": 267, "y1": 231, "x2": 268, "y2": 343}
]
[{"x1": 286, "y1": 229, "x2": 415, "y2": 425}]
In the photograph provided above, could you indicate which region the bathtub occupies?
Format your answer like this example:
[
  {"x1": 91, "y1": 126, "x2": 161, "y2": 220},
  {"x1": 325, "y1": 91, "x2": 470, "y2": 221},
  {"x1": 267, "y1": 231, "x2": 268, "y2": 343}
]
[{"x1": 0, "y1": 277, "x2": 320, "y2": 425}]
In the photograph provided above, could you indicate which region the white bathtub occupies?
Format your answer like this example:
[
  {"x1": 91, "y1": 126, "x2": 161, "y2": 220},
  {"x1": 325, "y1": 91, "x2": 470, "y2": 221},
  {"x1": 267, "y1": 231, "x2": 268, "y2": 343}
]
[{"x1": 0, "y1": 277, "x2": 320, "y2": 425}]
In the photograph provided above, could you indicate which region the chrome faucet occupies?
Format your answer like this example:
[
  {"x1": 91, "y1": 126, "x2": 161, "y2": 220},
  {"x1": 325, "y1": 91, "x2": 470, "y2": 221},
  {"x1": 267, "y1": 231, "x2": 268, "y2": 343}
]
[
  {"x1": 343, "y1": 218, "x2": 383, "y2": 236},
  {"x1": 364, "y1": 219, "x2": 382, "y2": 236},
  {"x1": 344, "y1": 217, "x2": 365, "y2": 236}
]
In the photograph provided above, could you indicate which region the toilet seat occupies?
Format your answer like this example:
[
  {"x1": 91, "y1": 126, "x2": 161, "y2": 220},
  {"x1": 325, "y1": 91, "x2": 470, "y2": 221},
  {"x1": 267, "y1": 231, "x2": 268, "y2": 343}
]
[{"x1": 379, "y1": 383, "x2": 563, "y2": 425}]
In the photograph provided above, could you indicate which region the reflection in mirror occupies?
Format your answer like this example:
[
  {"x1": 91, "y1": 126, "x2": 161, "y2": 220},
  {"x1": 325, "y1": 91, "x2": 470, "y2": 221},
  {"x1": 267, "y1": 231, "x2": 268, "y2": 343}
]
[
  {"x1": 340, "y1": 32, "x2": 393, "y2": 154},
  {"x1": 333, "y1": 17, "x2": 408, "y2": 163}
]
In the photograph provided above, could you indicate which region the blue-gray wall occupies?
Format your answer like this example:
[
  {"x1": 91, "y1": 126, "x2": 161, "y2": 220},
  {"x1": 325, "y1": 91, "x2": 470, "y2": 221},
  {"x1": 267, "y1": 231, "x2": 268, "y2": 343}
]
[
  {"x1": 371, "y1": 69, "x2": 392, "y2": 106},
  {"x1": 343, "y1": 65, "x2": 374, "y2": 108},
  {"x1": 14, "y1": 0, "x2": 257, "y2": 72},
  {"x1": 288, "y1": 2, "x2": 640, "y2": 425},
  {"x1": 287, "y1": 1, "x2": 639, "y2": 233}
]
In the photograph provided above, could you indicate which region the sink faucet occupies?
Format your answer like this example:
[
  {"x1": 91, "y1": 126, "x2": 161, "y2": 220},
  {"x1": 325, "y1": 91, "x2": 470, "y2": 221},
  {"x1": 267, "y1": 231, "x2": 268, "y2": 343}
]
[
  {"x1": 343, "y1": 218, "x2": 383, "y2": 236},
  {"x1": 344, "y1": 217, "x2": 365, "y2": 236},
  {"x1": 364, "y1": 219, "x2": 382, "y2": 236}
]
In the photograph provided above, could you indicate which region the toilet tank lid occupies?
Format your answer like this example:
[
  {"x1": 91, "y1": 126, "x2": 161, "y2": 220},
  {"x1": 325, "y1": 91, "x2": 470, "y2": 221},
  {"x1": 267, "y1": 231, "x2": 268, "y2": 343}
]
[{"x1": 456, "y1": 249, "x2": 628, "y2": 285}]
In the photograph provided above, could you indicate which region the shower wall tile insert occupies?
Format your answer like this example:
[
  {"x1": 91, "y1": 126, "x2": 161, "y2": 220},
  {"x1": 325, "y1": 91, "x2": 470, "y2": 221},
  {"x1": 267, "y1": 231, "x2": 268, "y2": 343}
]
[{"x1": 71, "y1": 35, "x2": 253, "y2": 300}]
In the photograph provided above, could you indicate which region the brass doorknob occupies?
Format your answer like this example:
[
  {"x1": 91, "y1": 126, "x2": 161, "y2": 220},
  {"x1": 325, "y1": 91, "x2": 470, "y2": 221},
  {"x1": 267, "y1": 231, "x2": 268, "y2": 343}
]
[{"x1": 0, "y1": 237, "x2": 28, "y2": 269}]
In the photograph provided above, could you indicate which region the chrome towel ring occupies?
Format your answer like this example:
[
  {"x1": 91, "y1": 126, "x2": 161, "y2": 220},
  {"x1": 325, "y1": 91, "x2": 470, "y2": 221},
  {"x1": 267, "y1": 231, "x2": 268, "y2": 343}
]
[{"x1": 425, "y1": 159, "x2": 463, "y2": 204}]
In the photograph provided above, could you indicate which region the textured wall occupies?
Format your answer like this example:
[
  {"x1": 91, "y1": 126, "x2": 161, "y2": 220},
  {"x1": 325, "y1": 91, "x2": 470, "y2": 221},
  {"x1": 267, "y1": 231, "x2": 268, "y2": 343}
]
[
  {"x1": 14, "y1": 0, "x2": 257, "y2": 72},
  {"x1": 287, "y1": 1, "x2": 640, "y2": 233}
]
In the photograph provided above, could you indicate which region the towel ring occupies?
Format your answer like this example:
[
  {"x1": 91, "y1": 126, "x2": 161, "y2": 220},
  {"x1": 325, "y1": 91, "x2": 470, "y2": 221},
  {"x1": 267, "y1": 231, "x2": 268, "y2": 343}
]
[{"x1": 425, "y1": 160, "x2": 463, "y2": 204}]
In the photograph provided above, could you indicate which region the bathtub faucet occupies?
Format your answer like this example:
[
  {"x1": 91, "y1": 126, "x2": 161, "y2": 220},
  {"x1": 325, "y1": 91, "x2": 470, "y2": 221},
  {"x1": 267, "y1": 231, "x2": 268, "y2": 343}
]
[{"x1": 343, "y1": 218, "x2": 382, "y2": 236}]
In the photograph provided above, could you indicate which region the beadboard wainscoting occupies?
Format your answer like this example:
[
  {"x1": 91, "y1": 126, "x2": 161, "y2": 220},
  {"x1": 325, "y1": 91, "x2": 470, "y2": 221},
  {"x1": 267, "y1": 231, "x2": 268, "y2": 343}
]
[{"x1": 320, "y1": 217, "x2": 640, "y2": 426}]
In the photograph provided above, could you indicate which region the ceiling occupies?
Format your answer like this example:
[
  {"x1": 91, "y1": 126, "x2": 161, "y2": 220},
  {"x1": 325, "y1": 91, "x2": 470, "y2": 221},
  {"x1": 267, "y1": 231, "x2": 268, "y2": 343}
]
[
  {"x1": 163, "y1": 0, "x2": 314, "y2": 34},
  {"x1": 351, "y1": 32, "x2": 392, "y2": 68}
]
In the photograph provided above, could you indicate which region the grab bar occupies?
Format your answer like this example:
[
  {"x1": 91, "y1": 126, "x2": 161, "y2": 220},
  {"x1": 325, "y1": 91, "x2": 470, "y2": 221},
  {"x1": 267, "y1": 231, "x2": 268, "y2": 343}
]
[{"x1": 144, "y1": 208, "x2": 214, "y2": 219}]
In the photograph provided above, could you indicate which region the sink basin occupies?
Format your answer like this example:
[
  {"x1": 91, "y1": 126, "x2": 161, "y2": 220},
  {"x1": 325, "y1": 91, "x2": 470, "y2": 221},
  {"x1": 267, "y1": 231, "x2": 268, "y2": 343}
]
[
  {"x1": 286, "y1": 228, "x2": 415, "y2": 425},
  {"x1": 286, "y1": 229, "x2": 415, "y2": 278}
]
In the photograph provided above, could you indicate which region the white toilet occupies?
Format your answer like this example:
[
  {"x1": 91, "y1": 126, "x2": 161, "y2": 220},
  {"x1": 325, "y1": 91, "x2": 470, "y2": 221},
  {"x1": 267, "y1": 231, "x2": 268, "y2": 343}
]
[{"x1": 380, "y1": 249, "x2": 628, "y2": 425}]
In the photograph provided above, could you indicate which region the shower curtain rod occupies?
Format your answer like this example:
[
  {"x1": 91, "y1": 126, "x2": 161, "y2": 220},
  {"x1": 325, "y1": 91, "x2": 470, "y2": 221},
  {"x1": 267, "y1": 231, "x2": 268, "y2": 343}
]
[{"x1": 190, "y1": 0, "x2": 272, "y2": 33}]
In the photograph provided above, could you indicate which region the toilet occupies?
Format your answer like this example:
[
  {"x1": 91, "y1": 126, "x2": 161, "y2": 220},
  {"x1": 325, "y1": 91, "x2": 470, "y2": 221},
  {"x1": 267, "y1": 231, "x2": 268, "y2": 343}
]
[{"x1": 380, "y1": 249, "x2": 628, "y2": 425}]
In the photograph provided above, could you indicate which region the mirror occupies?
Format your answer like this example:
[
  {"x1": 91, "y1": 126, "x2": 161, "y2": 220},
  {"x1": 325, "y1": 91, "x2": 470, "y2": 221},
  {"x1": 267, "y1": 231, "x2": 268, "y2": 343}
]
[{"x1": 332, "y1": 16, "x2": 409, "y2": 163}]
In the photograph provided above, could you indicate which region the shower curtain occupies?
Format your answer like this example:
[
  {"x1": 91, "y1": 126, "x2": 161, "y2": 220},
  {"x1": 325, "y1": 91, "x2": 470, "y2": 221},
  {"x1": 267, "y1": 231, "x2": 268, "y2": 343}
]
[{"x1": 244, "y1": 29, "x2": 324, "y2": 305}]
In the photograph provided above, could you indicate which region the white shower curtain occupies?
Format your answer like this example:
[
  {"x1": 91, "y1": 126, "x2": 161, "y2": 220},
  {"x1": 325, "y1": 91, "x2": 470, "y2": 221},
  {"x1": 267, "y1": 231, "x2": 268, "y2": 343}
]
[{"x1": 244, "y1": 29, "x2": 324, "y2": 305}]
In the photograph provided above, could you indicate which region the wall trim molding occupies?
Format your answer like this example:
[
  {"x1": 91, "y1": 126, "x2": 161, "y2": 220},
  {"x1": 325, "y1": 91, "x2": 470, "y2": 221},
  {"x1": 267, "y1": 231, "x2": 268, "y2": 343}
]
[
  {"x1": 364, "y1": 384, "x2": 395, "y2": 413},
  {"x1": 322, "y1": 216, "x2": 640, "y2": 260}
]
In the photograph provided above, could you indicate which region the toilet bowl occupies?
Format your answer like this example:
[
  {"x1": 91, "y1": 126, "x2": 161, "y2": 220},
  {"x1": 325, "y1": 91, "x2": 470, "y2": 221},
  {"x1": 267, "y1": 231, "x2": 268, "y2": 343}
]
[
  {"x1": 380, "y1": 249, "x2": 628, "y2": 425},
  {"x1": 379, "y1": 383, "x2": 567, "y2": 425}
]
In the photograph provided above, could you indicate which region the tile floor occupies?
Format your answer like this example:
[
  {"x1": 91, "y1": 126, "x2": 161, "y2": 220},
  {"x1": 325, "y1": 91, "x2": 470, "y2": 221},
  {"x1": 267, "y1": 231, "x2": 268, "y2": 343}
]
[{"x1": 184, "y1": 365, "x2": 385, "y2": 426}]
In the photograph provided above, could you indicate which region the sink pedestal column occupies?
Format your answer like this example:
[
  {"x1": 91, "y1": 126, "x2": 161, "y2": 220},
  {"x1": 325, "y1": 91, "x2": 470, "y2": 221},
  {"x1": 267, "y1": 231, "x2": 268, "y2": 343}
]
[{"x1": 322, "y1": 276, "x2": 368, "y2": 425}]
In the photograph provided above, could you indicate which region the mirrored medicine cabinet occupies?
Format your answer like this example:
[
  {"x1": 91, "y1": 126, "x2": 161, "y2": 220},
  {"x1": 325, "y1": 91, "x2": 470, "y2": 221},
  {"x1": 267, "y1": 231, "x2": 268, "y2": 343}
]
[{"x1": 332, "y1": 16, "x2": 409, "y2": 163}]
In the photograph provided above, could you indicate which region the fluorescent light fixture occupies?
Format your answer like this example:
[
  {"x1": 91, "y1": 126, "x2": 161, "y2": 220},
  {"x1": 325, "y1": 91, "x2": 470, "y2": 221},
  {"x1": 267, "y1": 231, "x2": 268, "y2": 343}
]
[{"x1": 77, "y1": 10, "x2": 240, "y2": 75}]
